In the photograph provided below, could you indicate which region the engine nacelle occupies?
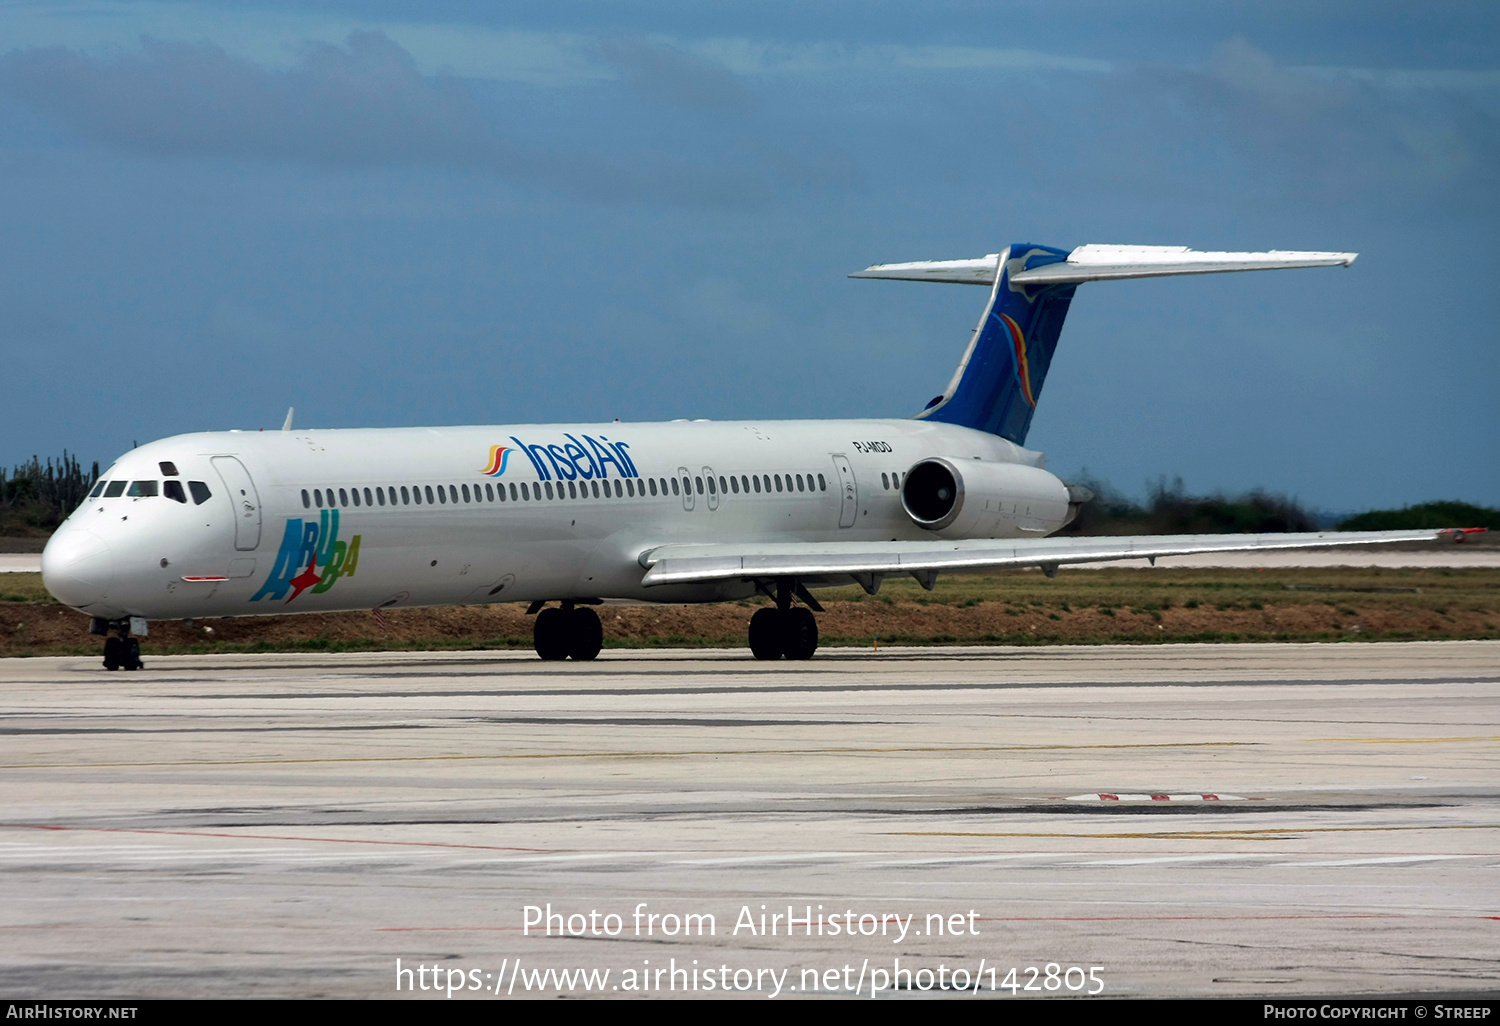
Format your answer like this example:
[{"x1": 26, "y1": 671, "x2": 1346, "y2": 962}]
[{"x1": 901, "y1": 457, "x2": 1070, "y2": 539}]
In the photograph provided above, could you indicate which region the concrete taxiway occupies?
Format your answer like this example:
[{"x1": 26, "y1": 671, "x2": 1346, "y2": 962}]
[{"x1": 0, "y1": 642, "x2": 1497, "y2": 999}]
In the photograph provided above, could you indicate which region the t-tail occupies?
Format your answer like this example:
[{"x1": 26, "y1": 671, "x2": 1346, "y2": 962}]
[{"x1": 852, "y1": 243, "x2": 1358, "y2": 446}]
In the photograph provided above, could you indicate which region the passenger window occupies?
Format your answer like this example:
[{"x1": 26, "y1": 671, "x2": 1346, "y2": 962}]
[
  {"x1": 694, "y1": 476, "x2": 703, "y2": 495},
  {"x1": 483, "y1": 483, "x2": 492, "y2": 502},
  {"x1": 774, "y1": 475, "x2": 782, "y2": 493},
  {"x1": 376, "y1": 488, "x2": 385, "y2": 507},
  {"x1": 729, "y1": 476, "x2": 739, "y2": 494},
  {"x1": 337, "y1": 488, "x2": 347, "y2": 506},
  {"x1": 462, "y1": 484, "x2": 471, "y2": 502},
  {"x1": 352, "y1": 489, "x2": 361, "y2": 507},
  {"x1": 127, "y1": 481, "x2": 159, "y2": 497},
  {"x1": 752, "y1": 475, "x2": 761, "y2": 493},
  {"x1": 158, "y1": 461, "x2": 178, "y2": 476},
  {"x1": 796, "y1": 474, "x2": 805, "y2": 492},
  {"x1": 103, "y1": 481, "x2": 126, "y2": 498},
  {"x1": 363, "y1": 487, "x2": 372, "y2": 506},
  {"x1": 762, "y1": 475, "x2": 771, "y2": 492},
  {"x1": 671, "y1": 478, "x2": 680, "y2": 496},
  {"x1": 188, "y1": 481, "x2": 212, "y2": 505},
  {"x1": 412, "y1": 487, "x2": 422, "y2": 505},
  {"x1": 719, "y1": 476, "x2": 728, "y2": 494},
  {"x1": 302, "y1": 489, "x2": 311, "y2": 508},
  {"x1": 820, "y1": 474, "x2": 827, "y2": 491},
  {"x1": 882, "y1": 473, "x2": 889, "y2": 490},
  {"x1": 164, "y1": 480, "x2": 187, "y2": 503},
  {"x1": 567, "y1": 480, "x2": 577, "y2": 499},
  {"x1": 437, "y1": 486, "x2": 447, "y2": 504},
  {"x1": 706, "y1": 476, "x2": 715, "y2": 495},
  {"x1": 509, "y1": 483, "x2": 518, "y2": 501},
  {"x1": 399, "y1": 486, "x2": 409, "y2": 505},
  {"x1": 647, "y1": 479, "x2": 656, "y2": 496},
  {"x1": 541, "y1": 481, "x2": 551, "y2": 499},
  {"x1": 446, "y1": 485, "x2": 455, "y2": 504},
  {"x1": 626, "y1": 479, "x2": 635, "y2": 497}
]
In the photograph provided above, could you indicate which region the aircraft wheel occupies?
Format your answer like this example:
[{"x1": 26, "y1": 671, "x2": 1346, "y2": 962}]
[
  {"x1": 782, "y1": 607, "x2": 818, "y2": 660},
  {"x1": 533, "y1": 608, "x2": 570, "y2": 661},
  {"x1": 102, "y1": 636, "x2": 123, "y2": 671},
  {"x1": 748, "y1": 608, "x2": 783, "y2": 660},
  {"x1": 567, "y1": 607, "x2": 603, "y2": 661},
  {"x1": 124, "y1": 637, "x2": 144, "y2": 671}
]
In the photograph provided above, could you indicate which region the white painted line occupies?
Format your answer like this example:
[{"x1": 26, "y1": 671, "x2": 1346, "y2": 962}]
[{"x1": 1271, "y1": 855, "x2": 1484, "y2": 868}]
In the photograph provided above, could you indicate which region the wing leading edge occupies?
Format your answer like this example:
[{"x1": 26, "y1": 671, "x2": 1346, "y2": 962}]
[{"x1": 639, "y1": 530, "x2": 1469, "y2": 587}]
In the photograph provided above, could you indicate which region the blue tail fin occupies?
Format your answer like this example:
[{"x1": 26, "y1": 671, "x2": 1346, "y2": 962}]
[{"x1": 916, "y1": 244, "x2": 1076, "y2": 445}]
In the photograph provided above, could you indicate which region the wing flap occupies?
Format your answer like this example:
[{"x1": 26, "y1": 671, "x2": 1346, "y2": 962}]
[{"x1": 639, "y1": 530, "x2": 1450, "y2": 586}]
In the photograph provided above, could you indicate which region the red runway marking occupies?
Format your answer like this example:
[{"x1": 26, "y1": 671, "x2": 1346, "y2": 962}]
[{"x1": 14, "y1": 824, "x2": 551, "y2": 853}]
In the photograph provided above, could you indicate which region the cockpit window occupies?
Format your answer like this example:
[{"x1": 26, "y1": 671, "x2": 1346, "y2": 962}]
[
  {"x1": 89, "y1": 481, "x2": 106, "y2": 498},
  {"x1": 103, "y1": 481, "x2": 126, "y2": 498},
  {"x1": 127, "y1": 481, "x2": 159, "y2": 497},
  {"x1": 159, "y1": 461, "x2": 179, "y2": 476},
  {"x1": 163, "y1": 480, "x2": 187, "y2": 503},
  {"x1": 188, "y1": 481, "x2": 212, "y2": 505}
]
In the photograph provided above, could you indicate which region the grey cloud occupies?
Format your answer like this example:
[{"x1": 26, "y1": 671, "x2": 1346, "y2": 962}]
[
  {"x1": 596, "y1": 37, "x2": 755, "y2": 114},
  {"x1": 1076, "y1": 37, "x2": 1499, "y2": 208},
  {"x1": 0, "y1": 32, "x2": 833, "y2": 207},
  {"x1": 0, "y1": 32, "x2": 499, "y2": 167}
]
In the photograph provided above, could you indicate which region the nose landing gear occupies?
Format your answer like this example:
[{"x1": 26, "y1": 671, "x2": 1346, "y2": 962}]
[
  {"x1": 94, "y1": 619, "x2": 144, "y2": 672},
  {"x1": 530, "y1": 601, "x2": 603, "y2": 661},
  {"x1": 748, "y1": 579, "x2": 820, "y2": 660}
]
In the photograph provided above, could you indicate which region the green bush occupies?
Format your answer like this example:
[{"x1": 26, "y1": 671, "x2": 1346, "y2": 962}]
[{"x1": 1336, "y1": 501, "x2": 1500, "y2": 531}]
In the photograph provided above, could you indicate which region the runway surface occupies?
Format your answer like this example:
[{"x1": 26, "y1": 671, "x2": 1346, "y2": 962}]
[{"x1": 1, "y1": 642, "x2": 1497, "y2": 999}]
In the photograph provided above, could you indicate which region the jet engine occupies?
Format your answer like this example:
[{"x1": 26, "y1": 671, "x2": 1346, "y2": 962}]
[{"x1": 900, "y1": 457, "x2": 1071, "y2": 539}]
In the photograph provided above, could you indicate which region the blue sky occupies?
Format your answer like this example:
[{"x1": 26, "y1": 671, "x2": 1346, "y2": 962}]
[{"x1": 2, "y1": 1, "x2": 1496, "y2": 513}]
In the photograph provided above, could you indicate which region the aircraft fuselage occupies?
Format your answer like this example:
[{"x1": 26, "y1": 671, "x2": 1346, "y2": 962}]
[{"x1": 41, "y1": 418, "x2": 1069, "y2": 621}]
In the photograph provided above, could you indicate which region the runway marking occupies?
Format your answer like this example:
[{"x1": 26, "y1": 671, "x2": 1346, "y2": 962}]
[
  {"x1": 11, "y1": 825, "x2": 552, "y2": 853},
  {"x1": 1310, "y1": 735, "x2": 1500, "y2": 744},
  {"x1": 1273, "y1": 855, "x2": 1484, "y2": 868},
  {"x1": 1065, "y1": 793, "x2": 1247, "y2": 802},
  {"x1": 1077, "y1": 854, "x2": 1487, "y2": 867},
  {"x1": 895, "y1": 824, "x2": 1500, "y2": 840},
  {"x1": 0, "y1": 740, "x2": 1252, "y2": 770}
]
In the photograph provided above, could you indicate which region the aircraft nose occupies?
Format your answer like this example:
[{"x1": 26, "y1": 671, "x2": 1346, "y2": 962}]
[{"x1": 41, "y1": 529, "x2": 114, "y2": 608}]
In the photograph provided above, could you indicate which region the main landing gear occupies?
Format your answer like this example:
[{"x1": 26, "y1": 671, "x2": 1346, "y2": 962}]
[
  {"x1": 748, "y1": 579, "x2": 820, "y2": 660},
  {"x1": 92, "y1": 618, "x2": 144, "y2": 671},
  {"x1": 530, "y1": 601, "x2": 603, "y2": 661}
]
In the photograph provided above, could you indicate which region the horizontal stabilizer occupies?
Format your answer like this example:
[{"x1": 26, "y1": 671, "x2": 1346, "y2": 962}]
[
  {"x1": 639, "y1": 529, "x2": 1449, "y2": 587},
  {"x1": 851, "y1": 245, "x2": 1356, "y2": 286}
]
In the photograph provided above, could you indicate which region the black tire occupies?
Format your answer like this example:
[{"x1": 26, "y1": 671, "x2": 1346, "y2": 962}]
[
  {"x1": 103, "y1": 636, "x2": 123, "y2": 671},
  {"x1": 782, "y1": 607, "x2": 818, "y2": 660},
  {"x1": 748, "y1": 607, "x2": 784, "y2": 660},
  {"x1": 124, "y1": 637, "x2": 143, "y2": 671},
  {"x1": 567, "y1": 607, "x2": 603, "y2": 661},
  {"x1": 533, "y1": 608, "x2": 570, "y2": 661}
]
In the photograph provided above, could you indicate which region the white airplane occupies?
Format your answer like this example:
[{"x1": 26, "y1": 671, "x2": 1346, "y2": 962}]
[{"x1": 41, "y1": 242, "x2": 1467, "y2": 670}]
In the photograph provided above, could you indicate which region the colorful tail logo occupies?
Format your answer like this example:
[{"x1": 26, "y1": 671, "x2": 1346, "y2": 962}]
[
  {"x1": 997, "y1": 313, "x2": 1036, "y2": 408},
  {"x1": 481, "y1": 445, "x2": 513, "y2": 476}
]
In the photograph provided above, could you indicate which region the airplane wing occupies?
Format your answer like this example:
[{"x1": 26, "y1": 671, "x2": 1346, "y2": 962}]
[
  {"x1": 638, "y1": 529, "x2": 1472, "y2": 589},
  {"x1": 849, "y1": 245, "x2": 1356, "y2": 286}
]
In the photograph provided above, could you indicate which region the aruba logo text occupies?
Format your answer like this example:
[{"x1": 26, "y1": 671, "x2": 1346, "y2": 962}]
[{"x1": 251, "y1": 509, "x2": 362, "y2": 603}]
